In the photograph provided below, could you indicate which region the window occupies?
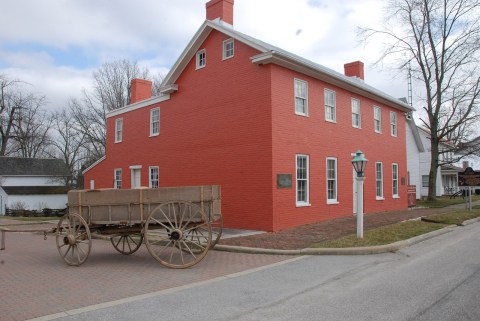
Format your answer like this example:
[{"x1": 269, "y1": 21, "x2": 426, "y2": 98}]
[
  {"x1": 392, "y1": 163, "x2": 399, "y2": 197},
  {"x1": 376, "y1": 162, "x2": 384, "y2": 199},
  {"x1": 294, "y1": 79, "x2": 308, "y2": 116},
  {"x1": 422, "y1": 175, "x2": 429, "y2": 187},
  {"x1": 325, "y1": 89, "x2": 336, "y2": 122},
  {"x1": 149, "y1": 166, "x2": 159, "y2": 188},
  {"x1": 390, "y1": 112, "x2": 397, "y2": 136},
  {"x1": 196, "y1": 49, "x2": 206, "y2": 69},
  {"x1": 327, "y1": 158, "x2": 338, "y2": 203},
  {"x1": 150, "y1": 108, "x2": 160, "y2": 136},
  {"x1": 374, "y1": 106, "x2": 381, "y2": 133},
  {"x1": 114, "y1": 169, "x2": 122, "y2": 189},
  {"x1": 115, "y1": 118, "x2": 123, "y2": 143},
  {"x1": 296, "y1": 154, "x2": 309, "y2": 205},
  {"x1": 223, "y1": 38, "x2": 234, "y2": 59},
  {"x1": 352, "y1": 99, "x2": 361, "y2": 128}
]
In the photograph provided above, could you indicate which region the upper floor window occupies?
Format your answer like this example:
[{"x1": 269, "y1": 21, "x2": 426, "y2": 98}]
[
  {"x1": 150, "y1": 108, "x2": 160, "y2": 136},
  {"x1": 376, "y1": 162, "x2": 384, "y2": 199},
  {"x1": 115, "y1": 118, "x2": 123, "y2": 143},
  {"x1": 223, "y1": 39, "x2": 234, "y2": 60},
  {"x1": 390, "y1": 112, "x2": 397, "y2": 136},
  {"x1": 114, "y1": 169, "x2": 122, "y2": 189},
  {"x1": 327, "y1": 157, "x2": 338, "y2": 203},
  {"x1": 294, "y1": 79, "x2": 308, "y2": 116},
  {"x1": 325, "y1": 89, "x2": 336, "y2": 122},
  {"x1": 352, "y1": 98, "x2": 361, "y2": 128},
  {"x1": 374, "y1": 106, "x2": 382, "y2": 133},
  {"x1": 296, "y1": 154, "x2": 309, "y2": 206},
  {"x1": 196, "y1": 49, "x2": 206, "y2": 69},
  {"x1": 392, "y1": 163, "x2": 399, "y2": 197},
  {"x1": 149, "y1": 166, "x2": 159, "y2": 188}
]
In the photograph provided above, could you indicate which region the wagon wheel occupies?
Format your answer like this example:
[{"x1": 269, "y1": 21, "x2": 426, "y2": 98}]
[
  {"x1": 111, "y1": 233, "x2": 143, "y2": 255},
  {"x1": 144, "y1": 201, "x2": 211, "y2": 269},
  {"x1": 56, "y1": 213, "x2": 92, "y2": 266},
  {"x1": 185, "y1": 215, "x2": 223, "y2": 253}
]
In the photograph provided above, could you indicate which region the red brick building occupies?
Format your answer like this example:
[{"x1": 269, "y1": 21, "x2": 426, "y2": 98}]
[{"x1": 84, "y1": 0, "x2": 413, "y2": 231}]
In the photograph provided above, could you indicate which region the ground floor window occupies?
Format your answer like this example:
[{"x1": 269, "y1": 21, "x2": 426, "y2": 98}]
[
  {"x1": 376, "y1": 162, "x2": 383, "y2": 199},
  {"x1": 149, "y1": 166, "x2": 159, "y2": 188},
  {"x1": 327, "y1": 157, "x2": 338, "y2": 203},
  {"x1": 114, "y1": 169, "x2": 122, "y2": 189},
  {"x1": 296, "y1": 154, "x2": 309, "y2": 205},
  {"x1": 392, "y1": 163, "x2": 399, "y2": 197}
]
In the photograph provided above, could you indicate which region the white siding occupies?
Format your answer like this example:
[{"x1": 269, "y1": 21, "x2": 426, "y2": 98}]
[
  {"x1": 418, "y1": 130, "x2": 443, "y2": 197},
  {"x1": 406, "y1": 124, "x2": 421, "y2": 199},
  {"x1": 7, "y1": 194, "x2": 68, "y2": 211},
  {"x1": 2, "y1": 176, "x2": 64, "y2": 187}
]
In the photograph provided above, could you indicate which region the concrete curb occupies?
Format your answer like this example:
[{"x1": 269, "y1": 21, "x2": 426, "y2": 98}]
[
  {"x1": 461, "y1": 216, "x2": 480, "y2": 226},
  {"x1": 213, "y1": 224, "x2": 460, "y2": 256}
]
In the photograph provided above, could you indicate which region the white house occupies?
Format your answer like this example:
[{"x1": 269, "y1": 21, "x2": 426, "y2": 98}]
[
  {"x1": 407, "y1": 123, "x2": 462, "y2": 199},
  {"x1": 406, "y1": 118, "x2": 425, "y2": 199},
  {"x1": 0, "y1": 157, "x2": 70, "y2": 215}
]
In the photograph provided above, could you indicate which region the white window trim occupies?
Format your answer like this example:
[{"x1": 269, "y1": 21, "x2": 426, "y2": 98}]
[
  {"x1": 222, "y1": 38, "x2": 234, "y2": 60},
  {"x1": 352, "y1": 98, "x2": 361, "y2": 128},
  {"x1": 376, "y1": 162, "x2": 384, "y2": 200},
  {"x1": 150, "y1": 107, "x2": 160, "y2": 137},
  {"x1": 115, "y1": 118, "x2": 123, "y2": 143},
  {"x1": 374, "y1": 106, "x2": 382, "y2": 133},
  {"x1": 325, "y1": 89, "x2": 336, "y2": 123},
  {"x1": 296, "y1": 154, "x2": 310, "y2": 206},
  {"x1": 196, "y1": 49, "x2": 206, "y2": 69},
  {"x1": 390, "y1": 111, "x2": 397, "y2": 137},
  {"x1": 114, "y1": 168, "x2": 122, "y2": 189},
  {"x1": 392, "y1": 163, "x2": 399, "y2": 198},
  {"x1": 149, "y1": 166, "x2": 159, "y2": 188},
  {"x1": 294, "y1": 79, "x2": 308, "y2": 116},
  {"x1": 326, "y1": 157, "x2": 339, "y2": 204}
]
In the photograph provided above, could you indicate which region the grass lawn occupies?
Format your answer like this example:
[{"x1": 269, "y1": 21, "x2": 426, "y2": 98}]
[
  {"x1": 416, "y1": 195, "x2": 480, "y2": 208},
  {"x1": 311, "y1": 209, "x2": 480, "y2": 248},
  {"x1": 422, "y1": 209, "x2": 480, "y2": 225}
]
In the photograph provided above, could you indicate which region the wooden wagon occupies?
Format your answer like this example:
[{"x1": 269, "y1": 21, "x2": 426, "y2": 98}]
[{"x1": 58, "y1": 185, "x2": 221, "y2": 269}]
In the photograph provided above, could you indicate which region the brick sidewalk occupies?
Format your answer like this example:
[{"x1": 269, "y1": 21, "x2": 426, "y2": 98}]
[{"x1": 219, "y1": 206, "x2": 464, "y2": 250}]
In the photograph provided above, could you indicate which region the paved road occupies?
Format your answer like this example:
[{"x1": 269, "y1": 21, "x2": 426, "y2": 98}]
[{"x1": 43, "y1": 223, "x2": 480, "y2": 321}]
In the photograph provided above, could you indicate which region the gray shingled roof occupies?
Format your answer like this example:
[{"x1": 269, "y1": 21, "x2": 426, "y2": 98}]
[
  {"x1": 1, "y1": 186, "x2": 70, "y2": 195},
  {"x1": 0, "y1": 157, "x2": 70, "y2": 176}
]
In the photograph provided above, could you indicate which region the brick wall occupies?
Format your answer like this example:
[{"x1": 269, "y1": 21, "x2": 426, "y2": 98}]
[{"x1": 85, "y1": 29, "x2": 409, "y2": 232}]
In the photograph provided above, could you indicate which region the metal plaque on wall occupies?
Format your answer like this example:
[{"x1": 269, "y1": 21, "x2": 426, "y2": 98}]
[{"x1": 277, "y1": 174, "x2": 292, "y2": 188}]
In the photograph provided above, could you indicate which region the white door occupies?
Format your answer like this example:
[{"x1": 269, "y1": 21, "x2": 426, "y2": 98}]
[{"x1": 131, "y1": 169, "x2": 141, "y2": 188}]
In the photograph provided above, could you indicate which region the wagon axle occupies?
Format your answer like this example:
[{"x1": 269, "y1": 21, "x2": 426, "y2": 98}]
[{"x1": 169, "y1": 230, "x2": 182, "y2": 241}]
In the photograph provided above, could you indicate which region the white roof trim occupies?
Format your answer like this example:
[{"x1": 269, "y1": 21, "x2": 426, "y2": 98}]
[
  {"x1": 407, "y1": 118, "x2": 425, "y2": 152},
  {"x1": 82, "y1": 156, "x2": 106, "y2": 175},
  {"x1": 161, "y1": 19, "x2": 413, "y2": 113},
  {"x1": 107, "y1": 94, "x2": 170, "y2": 118}
]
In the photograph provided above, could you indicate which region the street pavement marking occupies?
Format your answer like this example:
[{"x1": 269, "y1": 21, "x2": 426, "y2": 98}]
[{"x1": 27, "y1": 256, "x2": 307, "y2": 321}]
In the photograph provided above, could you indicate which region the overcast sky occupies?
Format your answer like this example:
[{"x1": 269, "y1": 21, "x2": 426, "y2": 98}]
[{"x1": 0, "y1": 0, "x2": 418, "y2": 112}]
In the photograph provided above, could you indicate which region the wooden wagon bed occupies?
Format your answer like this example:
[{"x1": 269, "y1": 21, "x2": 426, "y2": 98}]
[{"x1": 56, "y1": 185, "x2": 222, "y2": 269}]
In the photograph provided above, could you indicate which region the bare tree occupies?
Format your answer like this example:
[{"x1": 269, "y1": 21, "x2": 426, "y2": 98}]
[
  {"x1": 0, "y1": 74, "x2": 22, "y2": 156},
  {"x1": 49, "y1": 107, "x2": 87, "y2": 187},
  {"x1": 10, "y1": 94, "x2": 52, "y2": 158},
  {"x1": 152, "y1": 72, "x2": 166, "y2": 96},
  {"x1": 93, "y1": 59, "x2": 150, "y2": 112},
  {"x1": 359, "y1": 0, "x2": 480, "y2": 200}
]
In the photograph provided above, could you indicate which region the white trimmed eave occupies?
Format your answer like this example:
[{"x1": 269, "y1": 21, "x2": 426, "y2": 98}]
[
  {"x1": 251, "y1": 51, "x2": 415, "y2": 114},
  {"x1": 82, "y1": 156, "x2": 106, "y2": 175},
  {"x1": 407, "y1": 118, "x2": 425, "y2": 152},
  {"x1": 106, "y1": 94, "x2": 170, "y2": 118}
]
